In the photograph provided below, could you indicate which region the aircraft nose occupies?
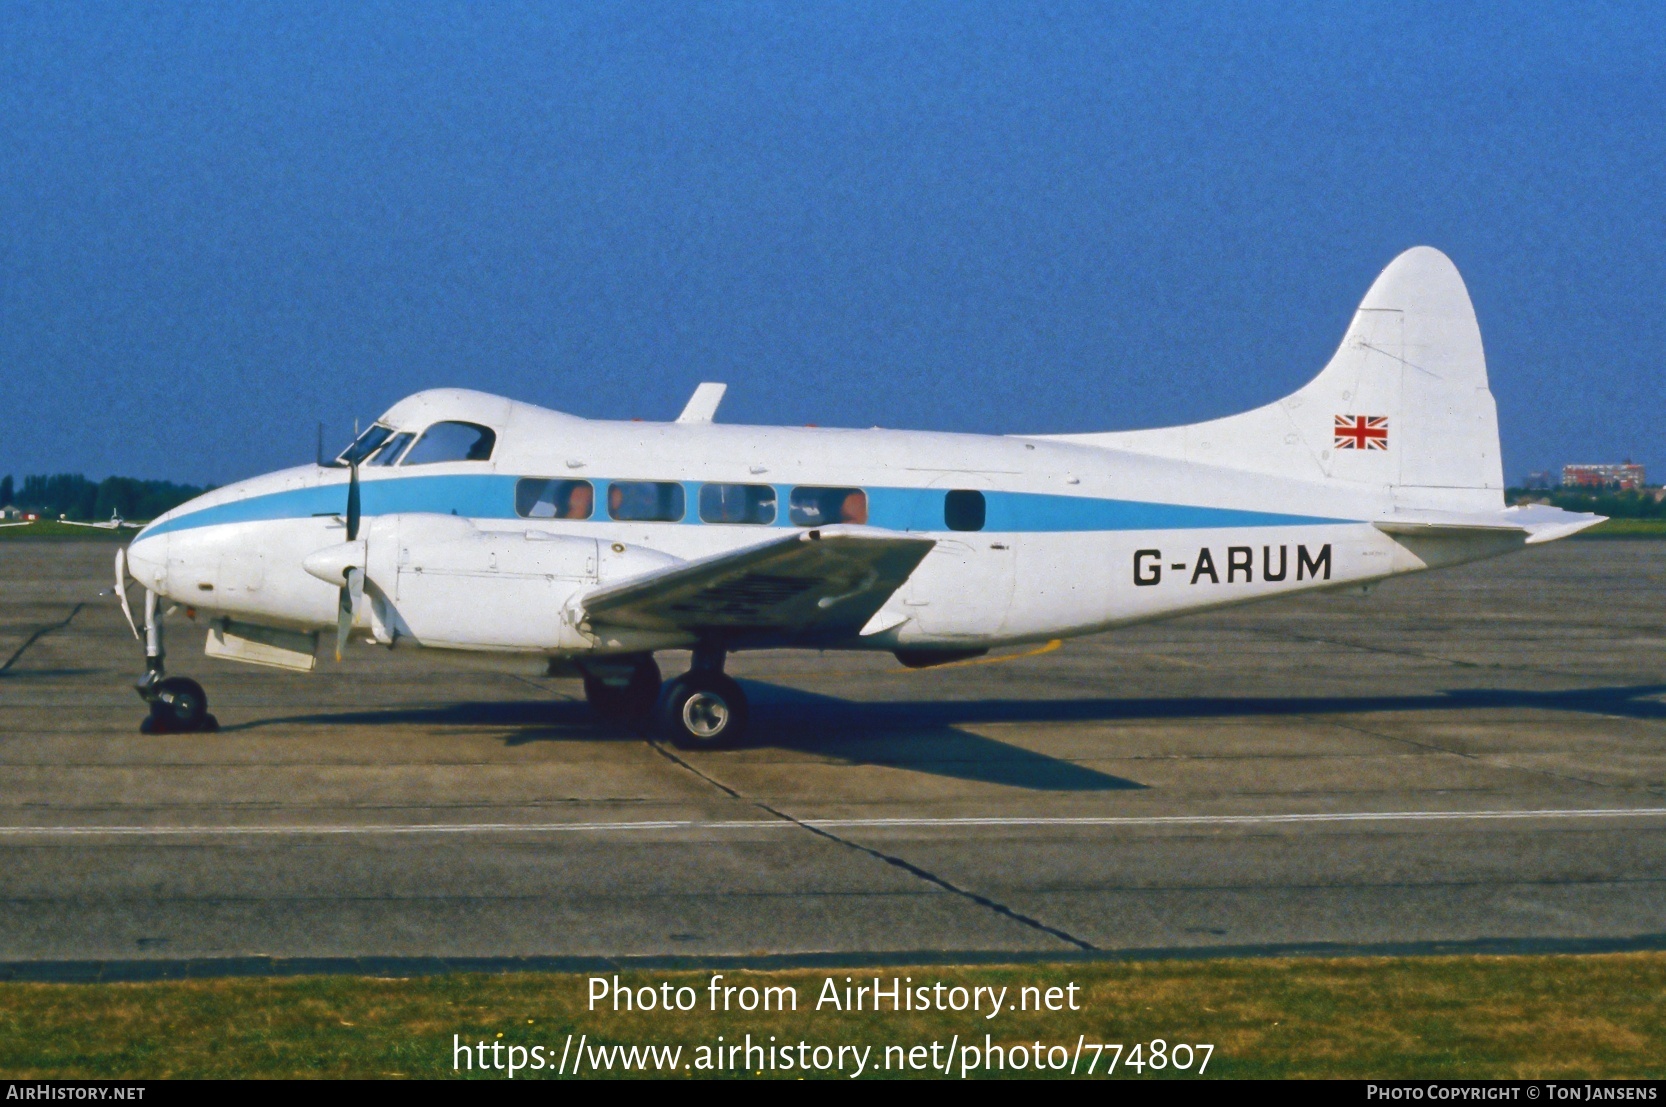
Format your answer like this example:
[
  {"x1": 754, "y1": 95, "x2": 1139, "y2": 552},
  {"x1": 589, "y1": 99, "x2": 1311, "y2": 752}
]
[{"x1": 124, "y1": 531, "x2": 167, "y2": 592}]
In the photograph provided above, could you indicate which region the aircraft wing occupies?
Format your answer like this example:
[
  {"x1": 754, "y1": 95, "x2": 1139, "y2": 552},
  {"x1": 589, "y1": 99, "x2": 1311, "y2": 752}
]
[{"x1": 578, "y1": 526, "x2": 935, "y2": 642}]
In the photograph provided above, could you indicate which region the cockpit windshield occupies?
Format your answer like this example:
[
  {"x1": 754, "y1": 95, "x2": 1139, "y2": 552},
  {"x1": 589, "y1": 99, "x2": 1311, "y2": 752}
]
[
  {"x1": 335, "y1": 424, "x2": 394, "y2": 467},
  {"x1": 401, "y1": 421, "x2": 497, "y2": 465},
  {"x1": 368, "y1": 431, "x2": 414, "y2": 466}
]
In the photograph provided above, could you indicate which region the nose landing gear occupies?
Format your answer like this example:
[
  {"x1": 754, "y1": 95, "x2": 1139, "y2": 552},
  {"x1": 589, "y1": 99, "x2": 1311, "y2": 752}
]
[{"x1": 134, "y1": 589, "x2": 217, "y2": 734}]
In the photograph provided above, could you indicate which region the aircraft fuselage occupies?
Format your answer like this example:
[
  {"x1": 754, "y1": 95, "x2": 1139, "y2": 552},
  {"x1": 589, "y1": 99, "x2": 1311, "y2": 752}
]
[{"x1": 124, "y1": 388, "x2": 1513, "y2": 659}]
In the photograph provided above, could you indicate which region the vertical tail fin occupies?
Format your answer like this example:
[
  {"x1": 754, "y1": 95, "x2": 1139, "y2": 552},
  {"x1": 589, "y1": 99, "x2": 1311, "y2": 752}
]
[{"x1": 1047, "y1": 247, "x2": 1505, "y2": 513}]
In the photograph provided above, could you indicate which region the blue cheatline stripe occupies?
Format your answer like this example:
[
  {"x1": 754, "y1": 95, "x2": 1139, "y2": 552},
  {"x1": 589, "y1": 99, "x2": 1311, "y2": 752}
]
[{"x1": 137, "y1": 473, "x2": 1346, "y2": 540}]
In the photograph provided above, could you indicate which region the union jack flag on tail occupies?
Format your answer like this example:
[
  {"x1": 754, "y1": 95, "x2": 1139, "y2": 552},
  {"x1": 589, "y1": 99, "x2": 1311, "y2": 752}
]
[{"x1": 1334, "y1": 415, "x2": 1388, "y2": 450}]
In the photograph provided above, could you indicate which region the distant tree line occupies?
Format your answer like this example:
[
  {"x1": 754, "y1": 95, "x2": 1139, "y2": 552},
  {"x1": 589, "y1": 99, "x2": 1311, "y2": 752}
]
[
  {"x1": 1, "y1": 474, "x2": 214, "y2": 521},
  {"x1": 1508, "y1": 487, "x2": 1666, "y2": 519}
]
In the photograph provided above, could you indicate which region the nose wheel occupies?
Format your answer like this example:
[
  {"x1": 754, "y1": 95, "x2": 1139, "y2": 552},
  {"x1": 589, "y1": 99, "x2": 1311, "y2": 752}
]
[
  {"x1": 132, "y1": 587, "x2": 217, "y2": 734},
  {"x1": 657, "y1": 646, "x2": 749, "y2": 749},
  {"x1": 140, "y1": 676, "x2": 217, "y2": 734}
]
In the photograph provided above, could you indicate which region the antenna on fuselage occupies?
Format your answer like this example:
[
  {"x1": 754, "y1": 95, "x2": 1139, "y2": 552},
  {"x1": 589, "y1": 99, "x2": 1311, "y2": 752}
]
[
  {"x1": 677, "y1": 382, "x2": 727, "y2": 424},
  {"x1": 315, "y1": 422, "x2": 324, "y2": 467}
]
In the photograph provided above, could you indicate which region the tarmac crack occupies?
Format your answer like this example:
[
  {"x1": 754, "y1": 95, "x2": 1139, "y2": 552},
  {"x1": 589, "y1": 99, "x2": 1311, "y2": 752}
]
[
  {"x1": 642, "y1": 738, "x2": 1099, "y2": 952},
  {"x1": 0, "y1": 604, "x2": 86, "y2": 675}
]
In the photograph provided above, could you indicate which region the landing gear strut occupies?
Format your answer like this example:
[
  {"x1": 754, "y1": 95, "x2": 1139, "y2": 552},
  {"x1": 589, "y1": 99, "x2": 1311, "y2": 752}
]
[
  {"x1": 657, "y1": 644, "x2": 749, "y2": 750},
  {"x1": 135, "y1": 589, "x2": 216, "y2": 733},
  {"x1": 580, "y1": 655, "x2": 662, "y2": 723}
]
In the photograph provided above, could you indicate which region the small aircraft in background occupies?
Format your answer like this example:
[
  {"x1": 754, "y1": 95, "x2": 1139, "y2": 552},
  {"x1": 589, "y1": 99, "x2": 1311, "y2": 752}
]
[
  {"x1": 115, "y1": 247, "x2": 1601, "y2": 746},
  {"x1": 59, "y1": 510, "x2": 142, "y2": 531}
]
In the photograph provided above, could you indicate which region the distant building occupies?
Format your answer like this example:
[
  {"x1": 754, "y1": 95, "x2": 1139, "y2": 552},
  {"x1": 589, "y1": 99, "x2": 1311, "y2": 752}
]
[
  {"x1": 1562, "y1": 462, "x2": 1646, "y2": 491},
  {"x1": 1523, "y1": 471, "x2": 1554, "y2": 491},
  {"x1": 0, "y1": 505, "x2": 18, "y2": 520}
]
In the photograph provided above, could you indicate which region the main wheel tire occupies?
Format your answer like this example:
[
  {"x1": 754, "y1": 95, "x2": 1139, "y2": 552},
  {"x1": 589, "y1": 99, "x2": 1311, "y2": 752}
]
[
  {"x1": 658, "y1": 673, "x2": 749, "y2": 750},
  {"x1": 583, "y1": 658, "x2": 662, "y2": 723},
  {"x1": 148, "y1": 676, "x2": 209, "y2": 733}
]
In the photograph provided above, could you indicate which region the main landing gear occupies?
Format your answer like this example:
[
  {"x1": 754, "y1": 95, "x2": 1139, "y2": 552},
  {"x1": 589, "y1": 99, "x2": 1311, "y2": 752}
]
[
  {"x1": 656, "y1": 645, "x2": 749, "y2": 750},
  {"x1": 579, "y1": 655, "x2": 662, "y2": 723},
  {"x1": 577, "y1": 646, "x2": 750, "y2": 749},
  {"x1": 134, "y1": 589, "x2": 217, "y2": 734}
]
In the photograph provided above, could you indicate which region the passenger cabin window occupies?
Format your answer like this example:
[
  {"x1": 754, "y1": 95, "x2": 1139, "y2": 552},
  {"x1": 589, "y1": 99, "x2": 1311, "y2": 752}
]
[
  {"x1": 368, "y1": 432, "x2": 414, "y2": 467},
  {"x1": 516, "y1": 478, "x2": 594, "y2": 520},
  {"x1": 944, "y1": 489, "x2": 986, "y2": 531},
  {"x1": 337, "y1": 424, "x2": 393, "y2": 466},
  {"x1": 401, "y1": 421, "x2": 496, "y2": 465},
  {"x1": 790, "y1": 486, "x2": 867, "y2": 526},
  {"x1": 607, "y1": 480, "x2": 685, "y2": 522},
  {"x1": 699, "y1": 483, "x2": 777, "y2": 525}
]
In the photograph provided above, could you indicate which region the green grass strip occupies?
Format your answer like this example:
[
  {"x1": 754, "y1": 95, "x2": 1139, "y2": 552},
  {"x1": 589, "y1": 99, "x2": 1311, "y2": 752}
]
[
  {"x1": 1575, "y1": 517, "x2": 1666, "y2": 538},
  {"x1": 0, "y1": 953, "x2": 1662, "y2": 1079},
  {"x1": 0, "y1": 521, "x2": 131, "y2": 540}
]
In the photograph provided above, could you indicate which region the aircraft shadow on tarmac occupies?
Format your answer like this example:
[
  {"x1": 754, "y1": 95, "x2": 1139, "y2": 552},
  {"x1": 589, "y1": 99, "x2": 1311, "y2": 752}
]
[
  {"x1": 0, "y1": 668, "x2": 100, "y2": 680},
  {"x1": 216, "y1": 680, "x2": 1666, "y2": 793},
  {"x1": 219, "y1": 689, "x2": 1143, "y2": 792}
]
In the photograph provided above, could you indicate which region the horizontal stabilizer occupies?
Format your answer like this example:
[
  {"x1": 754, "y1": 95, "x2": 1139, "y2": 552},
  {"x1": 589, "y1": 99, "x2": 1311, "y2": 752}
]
[
  {"x1": 1374, "y1": 504, "x2": 1605, "y2": 545},
  {"x1": 579, "y1": 526, "x2": 934, "y2": 641}
]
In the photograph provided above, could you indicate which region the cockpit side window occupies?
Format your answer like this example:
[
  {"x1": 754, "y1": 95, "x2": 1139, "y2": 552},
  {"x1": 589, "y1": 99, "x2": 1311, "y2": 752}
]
[
  {"x1": 337, "y1": 424, "x2": 393, "y2": 466},
  {"x1": 401, "y1": 421, "x2": 497, "y2": 465},
  {"x1": 368, "y1": 432, "x2": 414, "y2": 467}
]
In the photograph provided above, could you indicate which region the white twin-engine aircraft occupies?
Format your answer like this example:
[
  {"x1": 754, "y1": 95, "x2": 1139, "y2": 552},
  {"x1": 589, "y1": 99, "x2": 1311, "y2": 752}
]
[{"x1": 116, "y1": 247, "x2": 1600, "y2": 746}]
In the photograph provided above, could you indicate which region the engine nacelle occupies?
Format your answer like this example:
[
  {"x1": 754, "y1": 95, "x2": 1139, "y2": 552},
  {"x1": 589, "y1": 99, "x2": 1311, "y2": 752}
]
[{"x1": 362, "y1": 514, "x2": 682, "y2": 652}]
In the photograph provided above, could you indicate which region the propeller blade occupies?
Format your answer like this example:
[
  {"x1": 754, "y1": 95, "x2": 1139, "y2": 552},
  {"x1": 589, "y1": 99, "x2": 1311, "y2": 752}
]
[
  {"x1": 346, "y1": 459, "x2": 361, "y2": 542},
  {"x1": 114, "y1": 547, "x2": 140, "y2": 640},
  {"x1": 334, "y1": 566, "x2": 363, "y2": 661}
]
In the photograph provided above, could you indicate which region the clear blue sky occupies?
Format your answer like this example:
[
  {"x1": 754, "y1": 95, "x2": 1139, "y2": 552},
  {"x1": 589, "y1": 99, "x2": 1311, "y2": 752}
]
[{"x1": 2, "y1": 2, "x2": 1661, "y2": 486}]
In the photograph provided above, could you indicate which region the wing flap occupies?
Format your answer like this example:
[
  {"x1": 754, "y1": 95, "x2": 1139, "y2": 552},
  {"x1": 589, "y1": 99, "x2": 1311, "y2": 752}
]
[{"x1": 579, "y1": 526, "x2": 934, "y2": 640}]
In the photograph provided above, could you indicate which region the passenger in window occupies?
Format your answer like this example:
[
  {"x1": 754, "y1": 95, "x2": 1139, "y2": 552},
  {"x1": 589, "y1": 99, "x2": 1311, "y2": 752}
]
[
  {"x1": 789, "y1": 487, "x2": 866, "y2": 526},
  {"x1": 564, "y1": 482, "x2": 593, "y2": 520},
  {"x1": 607, "y1": 481, "x2": 685, "y2": 522},
  {"x1": 515, "y1": 478, "x2": 594, "y2": 520},
  {"x1": 840, "y1": 490, "x2": 868, "y2": 525}
]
